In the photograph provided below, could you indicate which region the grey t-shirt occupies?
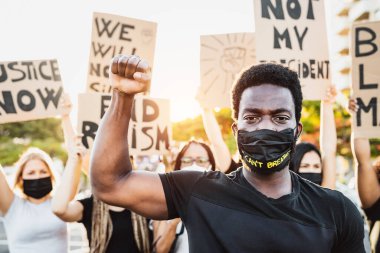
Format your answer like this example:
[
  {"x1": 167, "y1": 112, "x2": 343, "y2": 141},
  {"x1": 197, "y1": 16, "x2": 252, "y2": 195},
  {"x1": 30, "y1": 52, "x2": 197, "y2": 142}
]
[{"x1": 0, "y1": 195, "x2": 68, "y2": 253}]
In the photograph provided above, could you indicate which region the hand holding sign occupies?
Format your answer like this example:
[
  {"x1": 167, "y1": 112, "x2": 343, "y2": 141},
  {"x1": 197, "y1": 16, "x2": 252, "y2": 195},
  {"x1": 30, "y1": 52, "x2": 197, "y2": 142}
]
[
  {"x1": 348, "y1": 98, "x2": 358, "y2": 114},
  {"x1": 109, "y1": 55, "x2": 150, "y2": 95},
  {"x1": 322, "y1": 86, "x2": 337, "y2": 105}
]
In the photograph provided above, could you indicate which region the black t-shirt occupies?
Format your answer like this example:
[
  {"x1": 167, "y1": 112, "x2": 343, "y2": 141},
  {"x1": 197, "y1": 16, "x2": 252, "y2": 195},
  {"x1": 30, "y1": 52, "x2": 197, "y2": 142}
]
[
  {"x1": 224, "y1": 159, "x2": 241, "y2": 174},
  {"x1": 79, "y1": 196, "x2": 140, "y2": 253},
  {"x1": 364, "y1": 197, "x2": 380, "y2": 221},
  {"x1": 364, "y1": 198, "x2": 380, "y2": 252},
  {"x1": 159, "y1": 168, "x2": 365, "y2": 253}
]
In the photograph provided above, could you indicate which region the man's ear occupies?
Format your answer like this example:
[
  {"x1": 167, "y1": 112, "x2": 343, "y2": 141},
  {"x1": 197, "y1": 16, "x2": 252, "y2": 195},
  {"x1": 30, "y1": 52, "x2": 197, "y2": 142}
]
[
  {"x1": 231, "y1": 122, "x2": 237, "y2": 136},
  {"x1": 296, "y1": 122, "x2": 303, "y2": 140}
]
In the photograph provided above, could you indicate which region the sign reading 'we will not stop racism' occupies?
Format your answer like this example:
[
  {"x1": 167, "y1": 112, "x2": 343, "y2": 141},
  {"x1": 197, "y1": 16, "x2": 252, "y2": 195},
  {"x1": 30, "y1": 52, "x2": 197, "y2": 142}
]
[
  {"x1": 87, "y1": 12, "x2": 157, "y2": 94},
  {"x1": 78, "y1": 93, "x2": 171, "y2": 155},
  {"x1": 351, "y1": 21, "x2": 380, "y2": 139},
  {"x1": 0, "y1": 59, "x2": 63, "y2": 124},
  {"x1": 254, "y1": 0, "x2": 330, "y2": 100}
]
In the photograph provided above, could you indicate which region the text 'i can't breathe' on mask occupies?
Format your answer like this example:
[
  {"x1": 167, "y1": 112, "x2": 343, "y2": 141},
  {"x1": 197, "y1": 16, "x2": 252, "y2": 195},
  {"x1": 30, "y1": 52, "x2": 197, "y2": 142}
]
[{"x1": 237, "y1": 128, "x2": 296, "y2": 174}]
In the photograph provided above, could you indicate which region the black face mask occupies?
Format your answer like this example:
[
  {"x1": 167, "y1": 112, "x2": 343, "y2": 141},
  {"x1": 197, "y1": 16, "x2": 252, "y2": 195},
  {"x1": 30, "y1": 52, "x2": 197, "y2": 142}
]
[
  {"x1": 23, "y1": 177, "x2": 53, "y2": 199},
  {"x1": 298, "y1": 173, "x2": 322, "y2": 185},
  {"x1": 237, "y1": 128, "x2": 297, "y2": 174}
]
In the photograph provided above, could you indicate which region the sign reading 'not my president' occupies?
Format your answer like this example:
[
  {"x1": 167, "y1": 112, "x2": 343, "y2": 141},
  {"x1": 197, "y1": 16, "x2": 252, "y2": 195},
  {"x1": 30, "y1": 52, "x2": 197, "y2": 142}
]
[{"x1": 254, "y1": 0, "x2": 330, "y2": 100}]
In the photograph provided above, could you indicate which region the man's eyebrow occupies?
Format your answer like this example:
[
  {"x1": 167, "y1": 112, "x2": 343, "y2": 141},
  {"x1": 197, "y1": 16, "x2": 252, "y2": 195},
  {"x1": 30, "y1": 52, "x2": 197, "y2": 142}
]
[
  {"x1": 271, "y1": 108, "x2": 292, "y2": 114},
  {"x1": 242, "y1": 108, "x2": 291, "y2": 114}
]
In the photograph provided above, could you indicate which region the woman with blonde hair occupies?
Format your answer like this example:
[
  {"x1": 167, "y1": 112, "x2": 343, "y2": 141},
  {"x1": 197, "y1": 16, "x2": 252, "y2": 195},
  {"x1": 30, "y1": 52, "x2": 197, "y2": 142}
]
[{"x1": 0, "y1": 146, "x2": 73, "y2": 253}]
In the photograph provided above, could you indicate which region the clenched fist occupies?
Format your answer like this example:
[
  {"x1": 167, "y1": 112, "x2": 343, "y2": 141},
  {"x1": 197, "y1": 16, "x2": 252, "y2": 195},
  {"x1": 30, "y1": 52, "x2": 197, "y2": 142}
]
[{"x1": 109, "y1": 55, "x2": 151, "y2": 95}]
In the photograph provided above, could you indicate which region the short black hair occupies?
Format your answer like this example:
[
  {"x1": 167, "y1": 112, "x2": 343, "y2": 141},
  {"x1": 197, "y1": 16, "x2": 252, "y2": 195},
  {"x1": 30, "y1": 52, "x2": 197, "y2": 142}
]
[
  {"x1": 231, "y1": 63, "x2": 303, "y2": 123},
  {"x1": 174, "y1": 140, "x2": 216, "y2": 171},
  {"x1": 289, "y1": 142, "x2": 321, "y2": 173}
]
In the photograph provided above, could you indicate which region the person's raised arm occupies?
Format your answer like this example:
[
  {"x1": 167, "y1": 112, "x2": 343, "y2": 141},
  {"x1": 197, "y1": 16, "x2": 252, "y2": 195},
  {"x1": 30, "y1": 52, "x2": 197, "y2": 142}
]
[
  {"x1": 349, "y1": 98, "x2": 380, "y2": 208},
  {"x1": 59, "y1": 93, "x2": 76, "y2": 149},
  {"x1": 52, "y1": 137, "x2": 86, "y2": 222},
  {"x1": 90, "y1": 55, "x2": 167, "y2": 219},
  {"x1": 320, "y1": 86, "x2": 337, "y2": 189},
  {"x1": 201, "y1": 107, "x2": 232, "y2": 172},
  {"x1": 0, "y1": 164, "x2": 14, "y2": 216}
]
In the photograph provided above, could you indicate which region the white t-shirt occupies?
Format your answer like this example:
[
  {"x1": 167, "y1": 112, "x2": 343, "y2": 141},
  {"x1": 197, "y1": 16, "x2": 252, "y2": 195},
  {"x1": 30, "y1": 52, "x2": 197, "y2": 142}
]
[{"x1": 1, "y1": 195, "x2": 68, "y2": 253}]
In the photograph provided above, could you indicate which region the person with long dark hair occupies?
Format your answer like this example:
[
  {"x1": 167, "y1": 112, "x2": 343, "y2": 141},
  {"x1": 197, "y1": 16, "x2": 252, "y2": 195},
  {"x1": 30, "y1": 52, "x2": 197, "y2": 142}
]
[{"x1": 290, "y1": 86, "x2": 337, "y2": 189}]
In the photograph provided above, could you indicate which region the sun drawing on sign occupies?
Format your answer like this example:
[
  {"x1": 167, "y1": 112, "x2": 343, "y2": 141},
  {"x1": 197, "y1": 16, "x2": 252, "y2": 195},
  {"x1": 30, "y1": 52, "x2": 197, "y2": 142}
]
[{"x1": 201, "y1": 33, "x2": 255, "y2": 97}]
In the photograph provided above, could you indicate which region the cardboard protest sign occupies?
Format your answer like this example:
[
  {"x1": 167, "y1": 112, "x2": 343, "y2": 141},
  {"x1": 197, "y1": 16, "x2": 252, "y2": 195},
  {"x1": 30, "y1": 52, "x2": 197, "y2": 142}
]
[
  {"x1": 87, "y1": 12, "x2": 157, "y2": 93},
  {"x1": 0, "y1": 60, "x2": 64, "y2": 124},
  {"x1": 77, "y1": 93, "x2": 171, "y2": 155},
  {"x1": 197, "y1": 33, "x2": 255, "y2": 109},
  {"x1": 253, "y1": 0, "x2": 330, "y2": 100},
  {"x1": 351, "y1": 21, "x2": 380, "y2": 138}
]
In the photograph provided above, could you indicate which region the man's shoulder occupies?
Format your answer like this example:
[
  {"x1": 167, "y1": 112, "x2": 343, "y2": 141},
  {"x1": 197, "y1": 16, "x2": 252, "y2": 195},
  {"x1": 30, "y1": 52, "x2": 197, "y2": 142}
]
[{"x1": 294, "y1": 172, "x2": 353, "y2": 209}]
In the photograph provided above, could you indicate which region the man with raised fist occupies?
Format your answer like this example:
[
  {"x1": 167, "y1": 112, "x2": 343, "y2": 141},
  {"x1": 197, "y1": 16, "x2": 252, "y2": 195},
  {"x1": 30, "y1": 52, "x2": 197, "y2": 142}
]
[{"x1": 90, "y1": 55, "x2": 365, "y2": 252}]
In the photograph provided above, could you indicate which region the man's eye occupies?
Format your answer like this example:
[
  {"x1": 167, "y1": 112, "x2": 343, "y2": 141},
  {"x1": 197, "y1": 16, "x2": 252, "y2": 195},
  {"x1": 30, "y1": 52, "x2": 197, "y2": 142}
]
[
  {"x1": 244, "y1": 116, "x2": 258, "y2": 121},
  {"x1": 274, "y1": 116, "x2": 289, "y2": 122}
]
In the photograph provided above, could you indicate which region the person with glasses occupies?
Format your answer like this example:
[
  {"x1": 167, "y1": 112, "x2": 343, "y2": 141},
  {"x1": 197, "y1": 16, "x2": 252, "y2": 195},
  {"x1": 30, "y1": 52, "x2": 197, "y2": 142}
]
[{"x1": 152, "y1": 140, "x2": 215, "y2": 253}]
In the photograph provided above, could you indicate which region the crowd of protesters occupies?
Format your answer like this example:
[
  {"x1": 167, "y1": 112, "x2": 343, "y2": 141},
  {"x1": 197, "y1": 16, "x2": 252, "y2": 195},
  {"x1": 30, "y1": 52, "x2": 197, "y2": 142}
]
[{"x1": 0, "y1": 54, "x2": 379, "y2": 253}]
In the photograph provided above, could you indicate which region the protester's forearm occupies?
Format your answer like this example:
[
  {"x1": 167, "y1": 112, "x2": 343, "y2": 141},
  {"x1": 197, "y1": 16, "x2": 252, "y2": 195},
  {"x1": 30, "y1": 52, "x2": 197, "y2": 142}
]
[
  {"x1": 0, "y1": 166, "x2": 14, "y2": 215},
  {"x1": 52, "y1": 156, "x2": 82, "y2": 216},
  {"x1": 202, "y1": 108, "x2": 231, "y2": 172},
  {"x1": 320, "y1": 102, "x2": 337, "y2": 155},
  {"x1": 90, "y1": 89, "x2": 134, "y2": 196},
  {"x1": 356, "y1": 165, "x2": 380, "y2": 208},
  {"x1": 320, "y1": 102, "x2": 336, "y2": 189},
  {"x1": 155, "y1": 223, "x2": 178, "y2": 253},
  {"x1": 352, "y1": 137, "x2": 380, "y2": 208},
  {"x1": 61, "y1": 115, "x2": 76, "y2": 148}
]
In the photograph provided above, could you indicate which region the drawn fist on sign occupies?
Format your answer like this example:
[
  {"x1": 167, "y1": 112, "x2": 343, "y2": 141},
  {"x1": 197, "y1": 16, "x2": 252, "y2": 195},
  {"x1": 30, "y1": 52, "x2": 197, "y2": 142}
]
[
  {"x1": 109, "y1": 55, "x2": 151, "y2": 95},
  {"x1": 220, "y1": 47, "x2": 246, "y2": 75}
]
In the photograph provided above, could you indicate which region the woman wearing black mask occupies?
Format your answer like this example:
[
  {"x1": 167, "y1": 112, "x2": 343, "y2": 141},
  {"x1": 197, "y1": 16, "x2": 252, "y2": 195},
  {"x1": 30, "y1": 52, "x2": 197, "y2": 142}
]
[
  {"x1": 289, "y1": 88, "x2": 371, "y2": 252},
  {"x1": 0, "y1": 94, "x2": 84, "y2": 253},
  {"x1": 0, "y1": 148, "x2": 69, "y2": 252},
  {"x1": 290, "y1": 86, "x2": 337, "y2": 189}
]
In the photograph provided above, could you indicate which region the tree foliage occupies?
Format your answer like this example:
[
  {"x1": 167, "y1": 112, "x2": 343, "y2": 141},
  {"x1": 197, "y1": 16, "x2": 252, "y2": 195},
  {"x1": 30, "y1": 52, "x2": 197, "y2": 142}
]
[
  {"x1": 0, "y1": 118, "x2": 67, "y2": 166},
  {"x1": 172, "y1": 103, "x2": 380, "y2": 158}
]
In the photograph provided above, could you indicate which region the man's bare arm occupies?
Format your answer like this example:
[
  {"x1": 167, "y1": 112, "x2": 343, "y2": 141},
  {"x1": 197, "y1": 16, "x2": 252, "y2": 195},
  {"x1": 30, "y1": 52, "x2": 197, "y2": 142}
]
[{"x1": 90, "y1": 55, "x2": 168, "y2": 219}]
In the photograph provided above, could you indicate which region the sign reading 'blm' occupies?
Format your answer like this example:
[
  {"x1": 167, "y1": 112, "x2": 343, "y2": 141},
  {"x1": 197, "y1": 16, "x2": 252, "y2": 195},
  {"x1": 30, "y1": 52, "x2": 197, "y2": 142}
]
[
  {"x1": 78, "y1": 93, "x2": 171, "y2": 155},
  {"x1": 351, "y1": 21, "x2": 380, "y2": 138},
  {"x1": 0, "y1": 60, "x2": 63, "y2": 124},
  {"x1": 87, "y1": 12, "x2": 157, "y2": 94},
  {"x1": 254, "y1": 0, "x2": 330, "y2": 100}
]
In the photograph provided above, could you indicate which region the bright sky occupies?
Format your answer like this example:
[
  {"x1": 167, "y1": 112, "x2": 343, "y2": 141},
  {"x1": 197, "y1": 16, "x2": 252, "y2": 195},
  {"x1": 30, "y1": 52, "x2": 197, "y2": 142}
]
[{"x1": 0, "y1": 0, "x2": 254, "y2": 123}]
